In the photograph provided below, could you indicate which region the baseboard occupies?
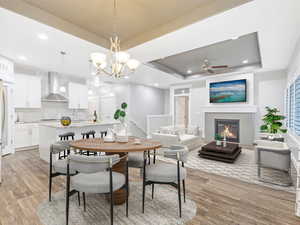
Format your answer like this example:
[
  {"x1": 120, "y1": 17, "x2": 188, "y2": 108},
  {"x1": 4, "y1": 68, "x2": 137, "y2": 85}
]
[{"x1": 15, "y1": 145, "x2": 39, "y2": 151}]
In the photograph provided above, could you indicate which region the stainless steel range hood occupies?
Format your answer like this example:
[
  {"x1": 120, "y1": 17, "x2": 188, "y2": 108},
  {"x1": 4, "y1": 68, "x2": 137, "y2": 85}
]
[{"x1": 42, "y1": 72, "x2": 68, "y2": 102}]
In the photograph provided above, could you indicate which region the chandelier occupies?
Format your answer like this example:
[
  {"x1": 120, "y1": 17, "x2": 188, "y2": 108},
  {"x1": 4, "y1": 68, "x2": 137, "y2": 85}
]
[{"x1": 90, "y1": 0, "x2": 140, "y2": 78}]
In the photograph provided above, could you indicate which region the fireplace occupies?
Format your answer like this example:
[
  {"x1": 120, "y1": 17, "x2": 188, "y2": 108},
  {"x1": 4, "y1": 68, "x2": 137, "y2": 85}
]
[{"x1": 215, "y1": 119, "x2": 240, "y2": 143}]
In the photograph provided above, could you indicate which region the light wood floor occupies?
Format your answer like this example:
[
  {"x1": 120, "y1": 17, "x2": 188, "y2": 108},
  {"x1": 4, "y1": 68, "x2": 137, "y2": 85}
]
[{"x1": 0, "y1": 150, "x2": 299, "y2": 225}]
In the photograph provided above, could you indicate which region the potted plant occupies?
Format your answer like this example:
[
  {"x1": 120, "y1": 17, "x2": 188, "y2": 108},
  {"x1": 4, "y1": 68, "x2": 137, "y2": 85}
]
[
  {"x1": 114, "y1": 102, "x2": 127, "y2": 123},
  {"x1": 260, "y1": 106, "x2": 287, "y2": 139},
  {"x1": 215, "y1": 133, "x2": 222, "y2": 146},
  {"x1": 113, "y1": 102, "x2": 128, "y2": 142}
]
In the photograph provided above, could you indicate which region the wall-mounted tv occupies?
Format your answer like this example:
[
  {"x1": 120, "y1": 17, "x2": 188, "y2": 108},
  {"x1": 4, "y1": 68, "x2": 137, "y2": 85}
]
[{"x1": 209, "y1": 79, "x2": 247, "y2": 103}]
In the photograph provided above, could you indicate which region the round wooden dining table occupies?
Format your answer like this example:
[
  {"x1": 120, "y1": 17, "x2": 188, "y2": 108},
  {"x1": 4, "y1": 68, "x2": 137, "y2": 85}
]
[{"x1": 69, "y1": 137, "x2": 162, "y2": 205}]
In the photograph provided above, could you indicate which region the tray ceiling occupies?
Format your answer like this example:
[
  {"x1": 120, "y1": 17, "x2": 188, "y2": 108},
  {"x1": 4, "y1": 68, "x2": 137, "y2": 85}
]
[
  {"x1": 0, "y1": 0, "x2": 252, "y2": 49},
  {"x1": 149, "y1": 32, "x2": 261, "y2": 78}
]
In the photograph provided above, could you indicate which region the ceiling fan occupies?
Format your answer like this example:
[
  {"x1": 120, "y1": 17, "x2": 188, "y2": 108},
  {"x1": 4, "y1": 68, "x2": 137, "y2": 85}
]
[{"x1": 200, "y1": 59, "x2": 229, "y2": 74}]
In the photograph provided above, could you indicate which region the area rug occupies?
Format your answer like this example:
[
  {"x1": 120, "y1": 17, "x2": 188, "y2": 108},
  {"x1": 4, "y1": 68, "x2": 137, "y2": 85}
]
[
  {"x1": 37, "y1": 182, "x2": 197, "y2": 225},
  {"x1": 159, "y1": 148, "x2": 295, "y2": 193}
]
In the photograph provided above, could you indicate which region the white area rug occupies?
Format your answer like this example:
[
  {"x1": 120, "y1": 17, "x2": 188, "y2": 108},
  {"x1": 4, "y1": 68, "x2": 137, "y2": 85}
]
[
  {"x1": 37, "y1": 182, "x2": 197, "y2": 225},
  {"x1": 160, "y1": 148, "x2": 295, "y2": 193}
]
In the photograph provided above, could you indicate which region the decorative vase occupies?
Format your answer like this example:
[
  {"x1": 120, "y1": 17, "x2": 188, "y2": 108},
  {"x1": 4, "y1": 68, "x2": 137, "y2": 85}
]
[
  {"x1": 223, "y1": 136, "x2": 227, "y2": 147},
  {"x1": 60, "y1": 116, "x2": 71, "y2": 126},
  {"x1": 216, "y1": 140, "x2": 221, "y2": 146}
]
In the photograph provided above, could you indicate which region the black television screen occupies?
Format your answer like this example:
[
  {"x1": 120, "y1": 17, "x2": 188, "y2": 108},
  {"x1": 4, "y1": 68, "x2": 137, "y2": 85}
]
[{"x1": 209, "y1": 79, "x2": 247, "y2": 103}]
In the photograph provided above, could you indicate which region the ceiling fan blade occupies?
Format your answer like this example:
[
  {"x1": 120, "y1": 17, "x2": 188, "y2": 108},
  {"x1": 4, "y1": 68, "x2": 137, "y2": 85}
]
[
  {"x1": 207, "y1": 69, "x2": 215, "y2": 74},
  {"x1": 211, "y1": 65, "x2": 229, "y2": 69}
]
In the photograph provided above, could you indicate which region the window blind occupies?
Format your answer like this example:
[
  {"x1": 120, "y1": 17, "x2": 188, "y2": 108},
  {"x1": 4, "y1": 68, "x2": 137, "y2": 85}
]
[
  {"x1": 295, "y1": 77, "x2": 300, "y2": 134},
  {"x1": 286, "y1": 88, "x2": 289, "y2": 128},
  {"x1": 290, "y1": 84, "x2": 295, "y2": 129}
]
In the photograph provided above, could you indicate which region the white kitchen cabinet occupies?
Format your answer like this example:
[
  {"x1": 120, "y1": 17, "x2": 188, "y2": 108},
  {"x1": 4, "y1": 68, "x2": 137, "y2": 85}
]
[
  {"x1": 68, "y1": 82, "x2": 88, "y2": 109},
  {"x1": 14, "y1": 123, "x2": 39, "y2": 150},
  {"x1": 14, "y1": 74, "x2": 41, "y2": 108}
]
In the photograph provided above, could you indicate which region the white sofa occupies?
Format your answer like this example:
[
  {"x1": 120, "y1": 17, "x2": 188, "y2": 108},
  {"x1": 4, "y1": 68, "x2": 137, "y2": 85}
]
[{"x1": 152, "y1": 133, "x2": 202, "y2": 151}]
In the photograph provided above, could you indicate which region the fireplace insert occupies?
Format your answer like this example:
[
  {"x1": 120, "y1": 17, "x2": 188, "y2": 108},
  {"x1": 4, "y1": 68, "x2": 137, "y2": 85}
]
[{"x1": 215, "y1": 119, "x2": 240, "y2": 143}]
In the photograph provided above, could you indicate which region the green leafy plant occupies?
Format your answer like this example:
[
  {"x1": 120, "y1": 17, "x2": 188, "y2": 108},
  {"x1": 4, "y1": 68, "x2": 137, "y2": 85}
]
[
  {"x1": 114, "y1": 102, "x2": 127, "y2": 122},
  {"x1": 260, "y1": 106, "x2": 287, "y2": 134},
  {"x1": 215, "y1": 133, "x2": 222, "y2": 141}
]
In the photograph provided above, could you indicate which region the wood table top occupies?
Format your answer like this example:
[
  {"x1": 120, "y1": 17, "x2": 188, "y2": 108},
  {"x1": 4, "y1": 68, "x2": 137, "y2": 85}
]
[{"x1": 69, "y1": 137, "x2": 162, "y2": 153}]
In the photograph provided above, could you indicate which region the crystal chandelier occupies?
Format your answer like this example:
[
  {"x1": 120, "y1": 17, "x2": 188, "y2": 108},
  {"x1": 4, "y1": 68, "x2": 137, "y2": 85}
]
[{"x1": 90, "y1": 0, "x2": 140, "y2": 78}]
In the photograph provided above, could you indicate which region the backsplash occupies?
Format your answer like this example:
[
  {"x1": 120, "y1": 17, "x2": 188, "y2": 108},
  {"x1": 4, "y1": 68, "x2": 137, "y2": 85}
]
[{"x1": 15, "y1": 101, "x2": 90, "y2": 122}]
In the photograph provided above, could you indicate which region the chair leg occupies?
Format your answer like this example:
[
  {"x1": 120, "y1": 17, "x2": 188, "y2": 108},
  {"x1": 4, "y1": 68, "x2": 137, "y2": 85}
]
[
  {"x1": 66, "y1": 171, "x2": 70, "y2": 225},
  {"x1": 151, "y1": 184, "x2": 154, "y2": 199},
  {"x1": 83, "y1": 192, "x2": 86, "y2": 212},
  {"x1": 109, "y1": 168, "x2": 114, "y2": 225},
  {"x1": 183, "y1": 180, "x2": 186, "y2": 203},
  {"x1": 77, "y1": 192, "x2": 81, "y2": 206},
  {"x1": 49, "y1": 152, "x2": 53, "y2": 202},
  {"x1": 126, "y1": 161, "x2": 129, "y2": 217},
  {"x1": 153, "y1": 150, "x2": 156, "y2": 164},
  {"x1": 142, "y1": 155, "x2": 146, "y2": 213},
  {"x1": 177, "y1": 161, "x2": 182, "y2": 218},
  {"x1": 49, "y1": 175, "x2": 52, "y2": 202},
  {"x1": 148, "y1": 151, "x2": 150, "y2": 165}
]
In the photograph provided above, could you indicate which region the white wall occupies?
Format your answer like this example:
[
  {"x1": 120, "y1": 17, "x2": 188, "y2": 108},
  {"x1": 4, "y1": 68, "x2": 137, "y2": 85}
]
[
  {"x1": 130, "y1": 84, "x2": 165, "y2": 131},
  {"x1": 254, "y1": 70, "x2": 287, "y2": 136},
  {"x1": 169, "y1": 71, "x2": 286, "y2": 137}
]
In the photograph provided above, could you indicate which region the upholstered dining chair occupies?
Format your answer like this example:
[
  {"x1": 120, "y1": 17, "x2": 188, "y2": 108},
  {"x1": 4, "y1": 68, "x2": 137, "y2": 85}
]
[
  {"x1": 49, "y1": 141, "x2": 78, "y2": 202},
  {"x1": 142, "y1": 145, "x2": 188, "y2": 218},
  {"x1": 66, "y1": 154, "x2": 129, "y2": 225}
]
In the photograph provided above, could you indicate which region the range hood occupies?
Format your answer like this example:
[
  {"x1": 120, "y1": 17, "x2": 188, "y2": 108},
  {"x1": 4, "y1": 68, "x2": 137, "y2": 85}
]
[{"x1": 42, "y1": 72, "x2": 68, "y2": 102}]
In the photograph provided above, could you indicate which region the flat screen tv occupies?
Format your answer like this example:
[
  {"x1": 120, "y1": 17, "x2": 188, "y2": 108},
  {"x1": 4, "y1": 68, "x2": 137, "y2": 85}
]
[{"x1": 209, "y1": 79, "x2": 247, "y2": 103}]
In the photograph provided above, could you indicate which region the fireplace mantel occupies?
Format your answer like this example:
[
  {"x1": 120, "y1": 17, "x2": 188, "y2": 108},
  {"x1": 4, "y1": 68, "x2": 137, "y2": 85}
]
[{"x1": 201, "y1": 105, "x2": 257, "y2": 113}]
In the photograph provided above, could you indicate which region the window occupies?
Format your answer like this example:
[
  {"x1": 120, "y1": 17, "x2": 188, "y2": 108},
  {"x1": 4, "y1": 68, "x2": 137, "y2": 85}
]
[
  {"x1": 285, "y1": 88, "x2": 289, "y2": 128},
  {"x1": 295, "y1": 77, "x2": 300, "y2": 135},
  {"x1": 289, "y1": 84, "x2": 295, "y2": 129}
]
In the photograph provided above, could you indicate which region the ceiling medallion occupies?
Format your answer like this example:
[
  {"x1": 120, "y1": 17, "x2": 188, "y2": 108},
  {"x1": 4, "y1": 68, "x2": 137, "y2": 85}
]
[{"x1": 90, "y1": 0, "x2": 140, "y2": 79}]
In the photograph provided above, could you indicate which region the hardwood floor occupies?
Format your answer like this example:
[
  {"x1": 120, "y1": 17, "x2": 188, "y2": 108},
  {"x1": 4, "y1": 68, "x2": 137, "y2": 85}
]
[{"x1": 0, "y1": 150, "x2": 299, "y2": 225}]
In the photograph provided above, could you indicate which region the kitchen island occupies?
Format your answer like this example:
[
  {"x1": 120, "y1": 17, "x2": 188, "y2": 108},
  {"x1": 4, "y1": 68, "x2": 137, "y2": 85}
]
[{"x1": 39, "y1": 121, "x2": 118, "y2": 162}]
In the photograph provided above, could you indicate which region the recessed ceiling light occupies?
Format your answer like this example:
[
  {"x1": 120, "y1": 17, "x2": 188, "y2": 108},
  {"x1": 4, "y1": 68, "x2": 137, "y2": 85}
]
[
  {"x1": 243, "y1": 59, "x2": 249, "y2": 64},
  {"x1": 187, "y1": 70, "x2": 192, "y2": 74},
  {"x1": 37, "y1": 33, "x2": 48, "y2": 40},
  {"x1": 91, "y1": 71, "x2": 96, "y2": 76},
  {"x1": 88, "y1": 90, "x2": 93, "y2": 95},
  {"x1": 232, "y1": 36, "x2": 239, "y2": 40},
  {"x1": 18, "y1": 55, "x2": 27, "y2": 61},
  {"x1": 124, "y1": 76, "x2": 129, "y2": 79},
  {"x1": 59, "y1": 86, "x2": 66, "y2": 93},
  {"x1": 153, "y1": 83, "x2": 159, "y2": 87}
]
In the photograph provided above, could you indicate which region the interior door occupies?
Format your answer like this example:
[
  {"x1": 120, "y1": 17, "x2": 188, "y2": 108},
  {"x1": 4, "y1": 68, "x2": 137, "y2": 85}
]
[{"x1": 174, "y1": 95, "x2": 189, "y2": 128}]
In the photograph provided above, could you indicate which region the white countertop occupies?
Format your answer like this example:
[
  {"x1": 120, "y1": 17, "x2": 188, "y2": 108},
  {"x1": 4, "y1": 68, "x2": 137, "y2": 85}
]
[{"x1": 39, "y1": 120, "x2": 119, "y2": 128}]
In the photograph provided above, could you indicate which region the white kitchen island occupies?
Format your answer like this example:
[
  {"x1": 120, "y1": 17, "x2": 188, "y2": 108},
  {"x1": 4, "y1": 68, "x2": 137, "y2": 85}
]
[{"x1": 39, "y1": 121, "x2": 118, "y2": 162}]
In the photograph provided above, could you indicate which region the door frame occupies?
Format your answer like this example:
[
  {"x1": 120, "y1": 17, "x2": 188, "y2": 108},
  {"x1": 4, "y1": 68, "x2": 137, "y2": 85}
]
[{"x1": 170, "y1": 85, "x2": 191, "y2": 127}]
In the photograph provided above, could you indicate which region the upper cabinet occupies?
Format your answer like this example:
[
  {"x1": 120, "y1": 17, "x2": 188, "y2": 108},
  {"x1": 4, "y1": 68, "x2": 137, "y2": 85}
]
[
  {"x1": 68, "y1": 82, "x2": 88, "y2": 109},
  {"x1": 14, "y1": 74, "x2": 41, "y2": 108}
]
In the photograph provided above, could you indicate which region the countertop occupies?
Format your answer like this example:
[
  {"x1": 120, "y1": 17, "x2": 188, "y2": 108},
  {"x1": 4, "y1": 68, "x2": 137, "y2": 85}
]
[{"x1": 38, "y1": 120, "x2": 119, "y2": 128}]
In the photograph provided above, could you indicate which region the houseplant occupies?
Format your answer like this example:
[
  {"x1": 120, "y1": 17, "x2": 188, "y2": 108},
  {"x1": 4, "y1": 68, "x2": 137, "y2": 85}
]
[
  {"x1": 260, "y1": 107, "x2": 287, "y2": 137},
  {"x1": 113, "y1": 102, "x2": 128, "y2": 142},
  {"x1": 215, "y1": 133, "x2": 222, "y2": 146}
]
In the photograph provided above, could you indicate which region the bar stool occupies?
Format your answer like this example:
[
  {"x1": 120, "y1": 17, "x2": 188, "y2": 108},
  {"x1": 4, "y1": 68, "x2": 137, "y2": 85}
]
[
  {"x1": 58, "y1": 132, "x2": 75, "y2": 159},
  {"x1": 81, "y1": 130, "x2": 97, "y2": 156},
  {"x1": 100, "y1": 131, "x2": 108, "y2": 138},
  {"x1": 81, "y1": 130, "x2": 96, "y2": 139}
]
